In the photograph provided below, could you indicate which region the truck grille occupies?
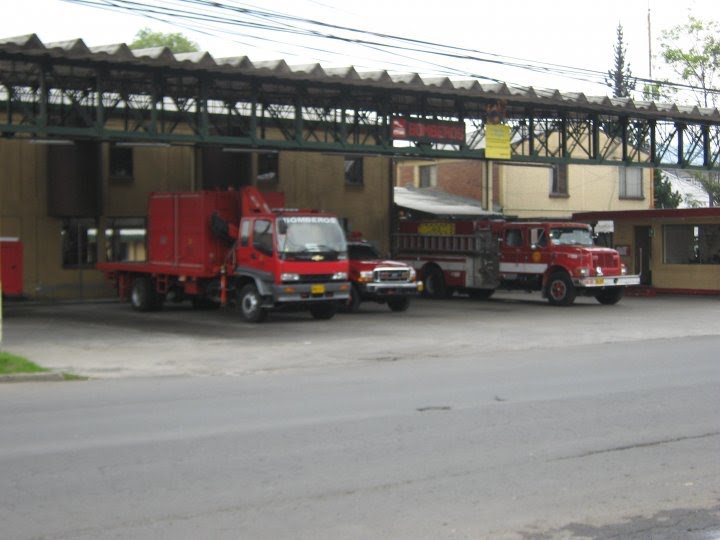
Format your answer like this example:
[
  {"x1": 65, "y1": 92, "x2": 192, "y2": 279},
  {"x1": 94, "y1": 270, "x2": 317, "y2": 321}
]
[
  {"x1": 299, "y1": 274, "x2": 334, "y2": 283},
  {"x1": 374, "y1": 268, "x2": 410, "y2": 282},
  {"x1": 593, "y1": 253, "x2": 620, "y2": 270}
]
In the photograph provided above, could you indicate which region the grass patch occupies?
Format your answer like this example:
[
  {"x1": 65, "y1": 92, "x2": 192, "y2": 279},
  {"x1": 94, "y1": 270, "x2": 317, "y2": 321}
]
[{"x1": 0, "y1": 351, "x2": 49, "y2": 375}]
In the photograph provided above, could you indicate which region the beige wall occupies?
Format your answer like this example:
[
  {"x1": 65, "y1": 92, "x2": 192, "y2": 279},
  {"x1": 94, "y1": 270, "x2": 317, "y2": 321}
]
[
  {"x1": 499, "y1": 163, "x2": 652, "y2": 218},
  {"x1": 612, "y1": 217, "x2": 720, "y2": 292},
  {"x1": 277, "y1": 152, "x2": 391, "y2": 252},
  {"x1": 1, "y1": 139, "x2": 391, "y2": 299}
]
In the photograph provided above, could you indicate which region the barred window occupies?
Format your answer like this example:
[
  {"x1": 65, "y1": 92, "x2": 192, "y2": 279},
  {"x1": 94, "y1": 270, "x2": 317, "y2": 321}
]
[
  {"x1": 663, "y1": 224, "x2": 720, "y2": 264},
  {"x1": 419, "y1": 164, "x2": 437, "y2": 187},
  {"x1": 62, "y1": 219, "x2": 97, "y2": 268},
  {"x1": 549, "y1": 164, "x2": 568, "y2": 196},
  {"x1": 105, "y1": 218, "x2": 146, "y2": 262},
  {"x1": 619, "y1": 166, "x2": 643, "y2": 199}
]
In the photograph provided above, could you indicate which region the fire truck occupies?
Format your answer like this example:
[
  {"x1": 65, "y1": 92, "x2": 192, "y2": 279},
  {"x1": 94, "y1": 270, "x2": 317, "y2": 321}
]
[
  {"x1": 97, "y1": 187, "x2": 350, "y2": 322},
  {"x1": 394, "y1": 219, "x2": 640, "y2": 306}
]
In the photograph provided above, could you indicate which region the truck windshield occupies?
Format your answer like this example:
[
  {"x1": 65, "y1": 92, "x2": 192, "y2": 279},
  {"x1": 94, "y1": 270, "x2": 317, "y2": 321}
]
[
  {"x1": 277, "y1": 217, "x2": 347, "y2": 261},
  {"x1": 550, "y1": 227, "x2": 594, "y2": 246}
]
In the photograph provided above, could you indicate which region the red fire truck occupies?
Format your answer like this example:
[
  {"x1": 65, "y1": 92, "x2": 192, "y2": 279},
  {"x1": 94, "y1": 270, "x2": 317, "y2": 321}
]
[
  {"x1": 394, "y1": 219, "x2": 640, "y2": 306},
  {"x1": 97, "y1": 187, "x2": 350, "y2": 322}
]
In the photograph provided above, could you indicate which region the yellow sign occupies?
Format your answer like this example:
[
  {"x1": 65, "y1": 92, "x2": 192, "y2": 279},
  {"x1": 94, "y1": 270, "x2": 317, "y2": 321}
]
[
  {"x1": 485, "y1": 124, "x2": 511, "y2": 160},
  {"x1": 418, "y1": 222, "x2": 455, "y2": 236}
]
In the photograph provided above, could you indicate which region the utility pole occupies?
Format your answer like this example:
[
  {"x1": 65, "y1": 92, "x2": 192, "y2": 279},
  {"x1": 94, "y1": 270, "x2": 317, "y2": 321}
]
[{"x1": 647, "y1": 2, "x2": 653, "y2": 78}]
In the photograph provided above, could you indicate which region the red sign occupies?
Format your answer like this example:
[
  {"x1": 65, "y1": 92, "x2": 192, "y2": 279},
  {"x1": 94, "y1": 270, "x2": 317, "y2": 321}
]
[{"x1": 391, "y1": 117, "x2": 465, "y2": 145}]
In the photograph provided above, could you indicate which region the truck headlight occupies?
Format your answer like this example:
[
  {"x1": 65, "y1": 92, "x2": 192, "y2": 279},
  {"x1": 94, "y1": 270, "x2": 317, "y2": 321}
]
[
  {"x1": 358, "y1": 270, "x2": 373, "y2": 282},
  {"x1": 574, "y1": 267, "x2": 590, "y2": 277},
  {"x1": 621, "y1": 264, "x2": 628, "y2": 275},
  {"x1": 408, "y1": 267, "x2": 417, "y2": 281},
  {"x1": 332, "y1": 271, "x2": 348, "y2": 280},
  {"x1": 281, "y1": 273, "x2": 300, "y2": 282}
]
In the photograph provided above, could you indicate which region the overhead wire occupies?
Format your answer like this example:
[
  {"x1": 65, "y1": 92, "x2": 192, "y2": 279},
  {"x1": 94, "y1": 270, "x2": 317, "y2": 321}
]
[{"x1": 60, "y1": 0, "x2": 718, "y2": 98}]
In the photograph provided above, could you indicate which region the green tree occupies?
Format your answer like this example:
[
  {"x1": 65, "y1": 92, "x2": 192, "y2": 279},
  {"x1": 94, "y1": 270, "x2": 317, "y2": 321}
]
[
  {"x1": 653, "y1": 169, "x2": 682, "y2": 208},
  {"x1": 129, "y1": 28, "x2": 199, "y2": 53},
  {"x1": 659, "y1": 15, "x2": 720, "y2": 206},
  {"x1": 659, "y1": 16, "x2": 720, "y2": 108},
  {"x1": 606, "y1": 23, "x2": 636, "y2": 98}
]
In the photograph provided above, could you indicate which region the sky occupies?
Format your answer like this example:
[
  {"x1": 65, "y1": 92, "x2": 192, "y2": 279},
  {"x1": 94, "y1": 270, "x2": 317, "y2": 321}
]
[{"x1": 0, "y1": 0, "x2": 717, "y2": 97}]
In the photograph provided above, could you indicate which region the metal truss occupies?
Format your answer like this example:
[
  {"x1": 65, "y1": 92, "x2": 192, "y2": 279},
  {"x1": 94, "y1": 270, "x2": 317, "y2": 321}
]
[{"x1": 1, "y1": 50, "x2": 719, "y2": 171}]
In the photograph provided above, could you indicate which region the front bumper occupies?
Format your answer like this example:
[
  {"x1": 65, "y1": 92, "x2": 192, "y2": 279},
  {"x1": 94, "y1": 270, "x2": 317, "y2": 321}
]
[
  {"x1": 272, "y1": 281, "x2": 351, "y2": 303},
  {"x1": 360, "y1": 281, "x2": 423, "y2": 297},
  {"x1": 574, "y1": 274, "x2": 641, "y2": 288}
]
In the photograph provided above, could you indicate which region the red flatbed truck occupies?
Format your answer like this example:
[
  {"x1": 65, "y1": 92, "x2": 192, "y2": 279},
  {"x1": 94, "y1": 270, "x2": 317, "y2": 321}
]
[{"x1": 97, "y1": 187, "x2": 350, "y2": 322}]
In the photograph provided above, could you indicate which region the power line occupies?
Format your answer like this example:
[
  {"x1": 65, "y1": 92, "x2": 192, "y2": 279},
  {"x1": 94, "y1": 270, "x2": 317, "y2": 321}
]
[{"x1": 59, "y1": 0, "x2": 719, "y2": 98}]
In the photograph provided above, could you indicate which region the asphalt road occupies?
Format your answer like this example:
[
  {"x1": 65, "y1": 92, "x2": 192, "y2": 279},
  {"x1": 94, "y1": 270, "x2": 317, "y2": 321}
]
[{"x1": 1, "y1": 293, "x2": 719, "y2": 539}]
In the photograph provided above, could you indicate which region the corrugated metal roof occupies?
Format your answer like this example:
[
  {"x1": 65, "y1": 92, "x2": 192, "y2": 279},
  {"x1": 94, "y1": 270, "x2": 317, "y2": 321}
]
[
  {"x1": 394, "y1": 186, "x2": 500, "y2": 217},
  {"x1": 2, "y1": 33, "x2": 720, "y2": 122}
]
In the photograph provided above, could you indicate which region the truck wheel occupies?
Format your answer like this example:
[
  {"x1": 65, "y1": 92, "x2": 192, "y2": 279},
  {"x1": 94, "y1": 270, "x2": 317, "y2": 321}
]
[
  {"x1": 310, "y1": 303, "x2": 337, "y2": 320},
  {"x1": 131, "y1": 277, "x2": 154, "y2": 312},
  {"x1": 546, "y1": 272, "x2": 576, "y2": 306},
  {"x1": 237, "y1": 284, "x2": 267, "y2": 322},
  {"x1": 387, "y1": 297, "x2": 410, "y2": 312},
  {"x1": 423, "y1": 266, "x2": 446, "y2": 299},
  {"x1": 595, "y1": 288, "x2": 625, "y2": 305}
]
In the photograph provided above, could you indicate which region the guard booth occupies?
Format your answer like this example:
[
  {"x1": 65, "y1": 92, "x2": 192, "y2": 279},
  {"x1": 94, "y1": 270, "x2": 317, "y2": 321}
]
[
  {"x1": 573, "y1": 209, "x2": 720, "y2": 295},
  {"x1": 1, "y1": 238, "x2": 23, "y2": 297}
]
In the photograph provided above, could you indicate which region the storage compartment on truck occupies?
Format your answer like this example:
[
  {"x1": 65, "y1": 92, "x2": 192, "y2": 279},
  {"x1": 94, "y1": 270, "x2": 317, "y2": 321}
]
[{"x1": 148, "y1": 191, "x2": 241, "y2": 273}]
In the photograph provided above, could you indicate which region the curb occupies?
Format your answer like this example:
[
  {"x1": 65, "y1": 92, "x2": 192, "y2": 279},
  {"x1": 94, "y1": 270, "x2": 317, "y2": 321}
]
[{"x1": 0, "y1": 372, "x2": 66, "y2": 383}]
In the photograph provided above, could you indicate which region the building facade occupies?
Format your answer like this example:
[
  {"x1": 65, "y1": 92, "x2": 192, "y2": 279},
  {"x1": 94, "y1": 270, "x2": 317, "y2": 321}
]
[
  {"x1": 574, "y1": 208, "x2": 720, "y2": 293},
  {"x1": 0, "y1": 139, "x2": 391, "y2": 299}
]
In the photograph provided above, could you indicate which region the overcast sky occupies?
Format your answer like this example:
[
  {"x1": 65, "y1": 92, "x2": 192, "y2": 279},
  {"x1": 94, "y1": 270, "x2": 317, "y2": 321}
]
[{"x1": 1, "y1": 0, "x2": 717, "y2": 96}]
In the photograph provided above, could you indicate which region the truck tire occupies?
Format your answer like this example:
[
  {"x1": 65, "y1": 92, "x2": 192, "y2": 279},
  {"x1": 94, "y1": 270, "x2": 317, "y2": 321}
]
[
  {"x1": 595, "y1": 287, "x2": 625, "y2": 305},
  {"x1": 131, "y1": 277, "x2": 155, "y2": 312},
  {"x1": 423, "y1": 266, "x2": 446, "y2": 299},
  {"x1": 310, "y1": 303, "x2": 337, "y2": 320},
  {"x1": 546, "y1": 272, "x2": 576, "y2": 306},
  {"x1": 237, "y1": 284, "x2": 267, "y2": 323},
  {"x1": 387, "y1": 297, "x2": 410, "y2": 312}
]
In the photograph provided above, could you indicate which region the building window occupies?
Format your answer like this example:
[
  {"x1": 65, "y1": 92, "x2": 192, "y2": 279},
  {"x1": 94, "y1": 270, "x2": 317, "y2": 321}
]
[
  {"x1": 619, "y1": 166, "x2": 643, "y2": 199},
  {"x1": 109, "y1": 144, "x2": 133, "y2": 180},
  {"x1": 664, "y1": 224, "x2": 720, "y2": 264},
  {"x1": 257, "y1": 152, "x2": 279, "y2": 183},
  {"x1": 419, "y1": 164, "x2": 437, "y2": 187},
  {"x1": 549, "y1": 164, "x2": 568, "y2": 196},
  {"x1": 344, "y1": 157, "x2": 363, "y2": 186},
  {"x1": 105, "y1": 218, "x2": 146, "y2": 262},
  {"x1": 62, "y1": 219, "x2": 98, "y2": 268}
]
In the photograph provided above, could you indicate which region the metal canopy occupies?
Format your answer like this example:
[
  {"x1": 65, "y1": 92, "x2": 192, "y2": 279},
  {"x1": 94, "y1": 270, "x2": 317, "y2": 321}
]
[{"x1": 1, "y1": 34, "x2": 720, "y2": 170}]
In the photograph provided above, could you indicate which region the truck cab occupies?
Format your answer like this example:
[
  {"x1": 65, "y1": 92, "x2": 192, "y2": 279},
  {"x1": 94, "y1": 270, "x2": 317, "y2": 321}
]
[{"x1": 233, "y1": 212, "x2": 350, "y2": 321}]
